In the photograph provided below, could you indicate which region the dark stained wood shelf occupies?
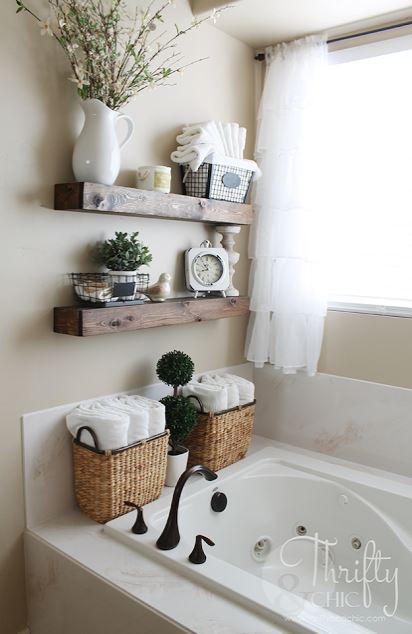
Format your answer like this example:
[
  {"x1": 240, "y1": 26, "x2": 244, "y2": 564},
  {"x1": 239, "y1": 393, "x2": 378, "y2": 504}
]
[
  {"x1": 54, "y1": 296, "x2": 249, "y2": 337},
  {"x1": 54, "y1": 182, "x2": 253, "y2": 225}
]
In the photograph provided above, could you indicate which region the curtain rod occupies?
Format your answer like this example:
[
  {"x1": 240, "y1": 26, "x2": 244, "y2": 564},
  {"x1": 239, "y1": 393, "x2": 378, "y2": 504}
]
[{"x1": 254, "y1": 19, "x2": 412, "y2": 60}]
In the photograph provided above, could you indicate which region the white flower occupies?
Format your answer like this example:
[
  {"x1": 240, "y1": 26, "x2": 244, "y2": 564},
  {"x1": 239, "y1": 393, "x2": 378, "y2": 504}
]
[
  {"x1": 39, "y1": 18, "x2": 53, "y2": 37},
  {"x1": 58, "y1": 18, "x2": 66, "y2": 29},
  {"x1": 68, "y1": 67, "x2": 89, "y2": 90}
]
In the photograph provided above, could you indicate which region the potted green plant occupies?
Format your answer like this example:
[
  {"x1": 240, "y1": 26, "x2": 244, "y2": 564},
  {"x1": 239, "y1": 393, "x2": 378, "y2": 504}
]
[
  {"x1": 157, "y1": 350, "x2": 197, "y2": 486},
  {"x1": 94, "y1": 231, "x2": 152, "y2": 300}
]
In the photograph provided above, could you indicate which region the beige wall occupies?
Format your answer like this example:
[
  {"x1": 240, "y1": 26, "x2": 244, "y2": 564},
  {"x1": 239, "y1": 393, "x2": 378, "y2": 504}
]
[
  {"x1": 0, "y1": 2, "x2": 255, "y2": 632},
  {"x1": 319, "y1": 311, "x2": 412, "y2": 389}
]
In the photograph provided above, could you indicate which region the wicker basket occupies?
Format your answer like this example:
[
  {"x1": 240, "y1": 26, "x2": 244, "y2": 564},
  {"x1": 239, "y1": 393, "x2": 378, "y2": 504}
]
[
  {"x1": 72, "y1": 426, "x2": 169, "y2": 523},
  {"x1": 183, "y1": 400, "x2": 255, "y2": 472}
]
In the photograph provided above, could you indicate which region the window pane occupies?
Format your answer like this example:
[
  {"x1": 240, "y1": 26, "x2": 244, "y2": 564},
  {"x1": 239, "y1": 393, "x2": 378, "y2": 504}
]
[{"x1": 324, "y1": 47, "x2": 412, "y2": 307}]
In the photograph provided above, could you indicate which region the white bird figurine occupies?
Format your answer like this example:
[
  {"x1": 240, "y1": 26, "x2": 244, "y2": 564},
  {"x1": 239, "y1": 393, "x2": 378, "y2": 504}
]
[{"x1": 145, "y1": 273, "x2": 172, "y2": 302}]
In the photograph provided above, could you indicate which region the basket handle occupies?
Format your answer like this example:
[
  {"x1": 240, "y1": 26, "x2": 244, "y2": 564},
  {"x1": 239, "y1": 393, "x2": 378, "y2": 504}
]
[
  {"x1": 182, "y1": 165, "x2": 192, "y2": 184},
  {"x1": 186, "y1": 394, "x2": 205, "y2": 414},
  {"x1": 75, "y1": 426, "x2": 101, "y2": 451}
]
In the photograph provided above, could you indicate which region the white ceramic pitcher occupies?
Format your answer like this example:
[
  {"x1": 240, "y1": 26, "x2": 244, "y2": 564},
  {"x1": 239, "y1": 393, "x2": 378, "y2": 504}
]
[{"x1": 72, "y1": 99, "x2": 134, "y2": 186}]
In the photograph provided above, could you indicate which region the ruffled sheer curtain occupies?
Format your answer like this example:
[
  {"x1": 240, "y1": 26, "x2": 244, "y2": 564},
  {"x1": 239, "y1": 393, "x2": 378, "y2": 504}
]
[{"x1": 246, "y1": 35, "x2": 328, "y2": 375}]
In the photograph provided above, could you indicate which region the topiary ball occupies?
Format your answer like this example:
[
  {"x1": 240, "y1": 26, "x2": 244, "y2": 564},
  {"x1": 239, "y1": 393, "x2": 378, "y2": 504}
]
[
  {"x1": 156, "y1": 350, "x2": 194, "y2": 389},
  {"x1": 160, "y1": 395, "x2": 197, "y2": 449}
]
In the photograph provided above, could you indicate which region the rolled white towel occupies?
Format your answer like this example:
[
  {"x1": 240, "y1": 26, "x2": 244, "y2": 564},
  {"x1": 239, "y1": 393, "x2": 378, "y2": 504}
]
[
  {"x1": 182, "y1": 382, "x2": 228, "y2": 413},
  {"x1": 239, "y1": 127, "x2": 247, "y2": 160},
  {"x1": 176, "y1": 130, "x2": 210, "y2": 146},
  {"x1": 177, "y1": 121, "x2": 225, "y2": 155},
  {"x1": 221, "y1": 374, "x2": 255, "y2": 405},
  {"x1": 216, "y1": 120, "x2": 230, "y2": 156},
  {"x1": 171, "y1": 143, "x2": 215, "y2": 172},
  {"x1": 100, "y1": 396, "x2": 150, "y2": 444},
  {"x1": 66, "y1": 402, "x2": 129, "y2": 450},
  {"x1": 199, "y1": 374, "x2": 240, "y2": 409},
  {"x1": 223, "y1": 122, "x2": 235, "y2": 158},
  {"x1": 127, "y1": 395, "x2": 166, "y2": 437},
  {"x1": 229, "y1": 122, "x2": 240, "y2": 159}
]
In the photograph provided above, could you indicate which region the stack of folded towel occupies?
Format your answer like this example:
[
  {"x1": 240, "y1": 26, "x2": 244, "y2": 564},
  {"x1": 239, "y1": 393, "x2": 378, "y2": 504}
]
[
  {"x1": 171, "y1": 120, "x2": 260, "y2": 176},
  {"x1": 182, "y1": 374, "x2": 255, "y2": 413},
  {"x1": 66, "y1": 395, "x2": 166, "y2": 451}
]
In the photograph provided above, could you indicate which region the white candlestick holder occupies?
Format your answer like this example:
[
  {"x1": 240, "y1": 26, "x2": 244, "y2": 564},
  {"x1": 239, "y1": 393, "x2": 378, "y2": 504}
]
[{"x1": 216, "y1": 225, "x2": 241, "y2": 297}]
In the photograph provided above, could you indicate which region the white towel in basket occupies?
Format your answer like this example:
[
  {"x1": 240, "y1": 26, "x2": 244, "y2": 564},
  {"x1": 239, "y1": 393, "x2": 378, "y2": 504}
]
[
  {"x1": 171, "y1": 143, "x2": 215, "y2": 172},
  {"x1": 199, "y1": 374, "x2": 240, "y2": 409},
  {"x1": 66, "y1": 401, "x2": 130, "y2": 450},
  {"x1": 221, "y1": 374, "x2": 255, "y2": 405},
  {"x1": 176, "y1": 120, "x2": 225, "y2": 155},
  {"x1": 127, "y1": 394, "x2": 166, "y2": 437},
  {"x1": 229, "y1": 122, "x2": 241, "y2": 159},
  {"x1": 182, "y1": 382, "x2": 228, "y2": 413},
  {"x1": 100, "y1": 396, "x2": 150, "y2": 444},
  {"x1": 239, "y1": 127, "x2": 247, "y2": 160}
]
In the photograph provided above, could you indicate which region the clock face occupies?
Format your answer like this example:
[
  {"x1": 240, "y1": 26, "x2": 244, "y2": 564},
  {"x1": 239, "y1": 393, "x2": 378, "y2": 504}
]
[{"x1": 193, "y1": 253, "x2": 224, "y2": 286}]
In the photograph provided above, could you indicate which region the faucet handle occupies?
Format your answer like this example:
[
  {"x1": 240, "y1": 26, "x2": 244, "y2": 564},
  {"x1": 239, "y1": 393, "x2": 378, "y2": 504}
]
[
  {"x1": 188, "y1": 534, "x2": 215, "y2": 564},
  {"x1": 124, "y1": 501, "x2": 148, "y2": 534}
]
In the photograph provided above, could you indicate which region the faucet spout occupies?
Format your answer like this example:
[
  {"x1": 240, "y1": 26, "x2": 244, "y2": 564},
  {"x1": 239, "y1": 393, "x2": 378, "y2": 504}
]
[{"x1": 156, "y1": 464, "x2": 217, "y2": 551}]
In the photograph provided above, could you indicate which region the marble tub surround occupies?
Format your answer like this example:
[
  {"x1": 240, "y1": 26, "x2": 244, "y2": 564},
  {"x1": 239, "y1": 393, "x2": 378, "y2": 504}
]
[
  {"x1": 254, "y1": 367, "x2": 412, "y2": 478},
  {"x1": 26, "y1": 362, "x2": 412, "y2": 633},
  {"x1": 25, "y1": 434, "x2": 412, "y2": 634},
  {"x1": 25, "y1": 437, "x2": 290, "y2": 634}
]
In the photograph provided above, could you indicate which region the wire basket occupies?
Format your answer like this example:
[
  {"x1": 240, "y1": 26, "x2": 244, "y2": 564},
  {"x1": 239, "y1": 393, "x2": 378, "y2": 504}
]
[
  {"x1": 69, "y1": 273, "x2": 150, "y2": 305},
  {"x1": 181, "y1": 162, "x2": 254, "y2": 203},
  {"x1": 135, "y1": 273, "x2": 150, "y2": 293}
]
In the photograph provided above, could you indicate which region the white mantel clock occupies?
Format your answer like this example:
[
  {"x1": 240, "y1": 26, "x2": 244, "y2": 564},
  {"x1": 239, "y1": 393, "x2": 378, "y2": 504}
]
[{"x1": 185, "y1": 240, "x2": 230, "y2": 298}]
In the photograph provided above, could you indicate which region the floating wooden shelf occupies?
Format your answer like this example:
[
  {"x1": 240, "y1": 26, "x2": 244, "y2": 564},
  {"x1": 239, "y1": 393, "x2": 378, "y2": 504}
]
[
  {"x1": 54, "y1": 182, "x2": 253, "y2": 225},
  {"x1": 54, "y1": 296, "x2": 249, "y2": 337}
]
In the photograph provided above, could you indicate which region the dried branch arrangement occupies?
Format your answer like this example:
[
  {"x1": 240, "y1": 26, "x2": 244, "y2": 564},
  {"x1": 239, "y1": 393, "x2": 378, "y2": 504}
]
[{"x1": 16, "y1": 0, "x2": 225, "y2": 109}]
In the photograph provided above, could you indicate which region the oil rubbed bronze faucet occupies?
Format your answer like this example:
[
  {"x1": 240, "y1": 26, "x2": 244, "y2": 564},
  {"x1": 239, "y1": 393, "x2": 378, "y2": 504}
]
[{"x1": 156, "y1": 464, "x2": 218, "y2": 550}]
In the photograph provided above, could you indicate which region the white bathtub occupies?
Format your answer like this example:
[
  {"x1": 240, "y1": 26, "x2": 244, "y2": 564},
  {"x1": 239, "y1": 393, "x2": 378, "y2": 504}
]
[{"x1": 105, "y1": 445, "x2": 412, "y2": 634}]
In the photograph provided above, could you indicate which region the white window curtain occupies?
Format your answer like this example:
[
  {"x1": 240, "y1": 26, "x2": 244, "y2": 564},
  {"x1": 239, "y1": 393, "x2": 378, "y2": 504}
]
[{"x1": 245, "y1": 35, "x2": 328, "y2": 375}]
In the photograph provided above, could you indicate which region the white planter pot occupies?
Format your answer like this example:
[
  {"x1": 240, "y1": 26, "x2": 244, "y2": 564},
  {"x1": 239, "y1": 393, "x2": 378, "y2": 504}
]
[
  {"x1": 72, "y1": 99, "x2": 134, "y2": 186},
  {"x1": 165, "y1": 447, "x2": 189, "y2": 487},
  {"x1": 108, "y1": 270, "x2": 137, "y2": 301}
]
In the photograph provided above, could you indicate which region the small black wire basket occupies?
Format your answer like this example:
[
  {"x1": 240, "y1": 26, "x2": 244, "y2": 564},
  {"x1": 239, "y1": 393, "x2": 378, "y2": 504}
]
[
  {"x1": 181, "y1": 162, "x2": 254, "y2": 204},
  {"x1": 69, "y1": 273, "x2": 150, "y2": 306}
]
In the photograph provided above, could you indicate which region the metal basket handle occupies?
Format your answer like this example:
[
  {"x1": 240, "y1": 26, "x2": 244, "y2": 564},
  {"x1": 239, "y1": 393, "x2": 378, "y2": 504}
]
[
  {"x1": 75, "y1": 426, "x2": 101, "y2": 451},
  {"x1": 185, "y1": 394, "x2": 205, "y2": 414}
]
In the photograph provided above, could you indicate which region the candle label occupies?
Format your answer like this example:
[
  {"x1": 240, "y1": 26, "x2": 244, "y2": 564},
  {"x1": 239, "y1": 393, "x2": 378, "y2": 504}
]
[{"x1": 154, "y1": 171, "x2": 171, "y2": 190}]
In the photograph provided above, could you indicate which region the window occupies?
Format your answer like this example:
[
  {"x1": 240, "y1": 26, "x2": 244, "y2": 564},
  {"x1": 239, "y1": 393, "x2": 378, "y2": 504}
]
[{"x1": 324, "y1": 34, "x2": 412, "y2": 315}]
